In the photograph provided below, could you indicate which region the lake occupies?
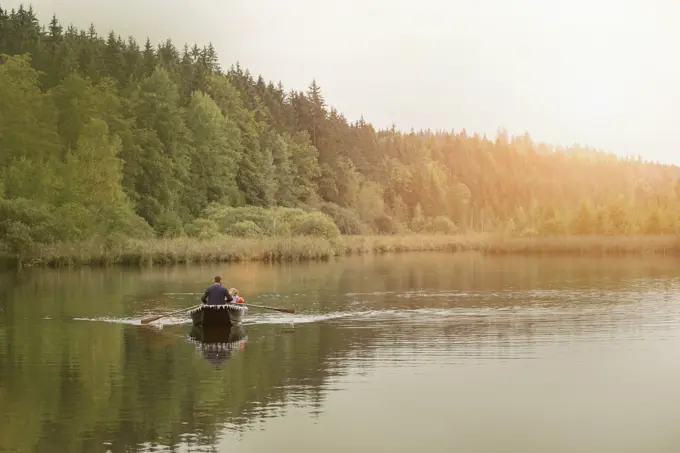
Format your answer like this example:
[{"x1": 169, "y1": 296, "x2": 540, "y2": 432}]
[{"x1": 1, "y1": 252, "x2": 680, "y2": 453}]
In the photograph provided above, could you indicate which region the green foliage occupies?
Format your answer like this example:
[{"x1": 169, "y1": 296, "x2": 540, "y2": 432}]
[
  {"x1": 318, "y1": 202, "x2": 363, "y2": 235},
  {"x1": 356, "y1": 181, "x2": 386, "y2": 225},
  {"x1": 0, "y1": 198, "x2": 57, "y2": 257},
  {"x1": 290, "y1": 212, "x2": 341, "y2": 239},
  {"x1": 183, "y1": 90, "x2": 241, "y2": 215},
  {"x1": 2, "y1": 220, "x2": 33, "y2": 258},
  {"x1": 154, "y1": 211, "x2": 184, "y2": 238},
  {"x1": 128, "y1": 66, "x2": 191, "y2": 224},
  {"x1": 229, "y1": 220, "x2": 264, "y2": 238},
  {"x1": 184, "y1": 218, "x2": 219, "y2": 239},
  {"x1": 202, "y1": 206, "x2": 301, "y2": 236}
]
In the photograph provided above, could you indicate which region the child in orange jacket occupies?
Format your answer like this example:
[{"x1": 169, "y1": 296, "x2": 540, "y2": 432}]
[{"x1": 229, "y1": 288, "x2": 245, "y2": 304}]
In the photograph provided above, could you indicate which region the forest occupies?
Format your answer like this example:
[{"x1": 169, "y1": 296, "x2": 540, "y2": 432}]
[{"x1": 2, "y1": 4, "x2": 680, "y2": 262}]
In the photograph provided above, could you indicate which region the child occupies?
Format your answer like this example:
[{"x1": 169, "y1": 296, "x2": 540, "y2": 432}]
[{"x1": 229, "y1": 288, "x2": 245, "y2": 304}]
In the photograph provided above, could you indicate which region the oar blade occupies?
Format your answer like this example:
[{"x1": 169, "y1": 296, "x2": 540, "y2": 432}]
[
  {"x1": 139, "y1": 303, "x2": 200, "y2": 325},
  {"x1": 247, "y1": 303, "x2": 295, "y2": 314},
  {"x1": 140, "y1": 315, "x2": 162, "y2": 324}
]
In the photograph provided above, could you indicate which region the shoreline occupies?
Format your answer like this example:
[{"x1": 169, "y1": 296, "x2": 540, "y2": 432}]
[{"x1": 8, "y1": 234, "x2": 680, "y2": 269}]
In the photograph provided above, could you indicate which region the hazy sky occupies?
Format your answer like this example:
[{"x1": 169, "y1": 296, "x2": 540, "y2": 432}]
[{"x1": 7, "y1": 0, "x2": 680, "y2": 164}]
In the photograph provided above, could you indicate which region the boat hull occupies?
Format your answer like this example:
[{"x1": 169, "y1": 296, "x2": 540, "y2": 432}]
[
  {"x1": 188, "y1": 303, "x2": 248, "y2": 327},
  {"x1": 188, "y1": 324, "x2": 248, "y2": 345}
]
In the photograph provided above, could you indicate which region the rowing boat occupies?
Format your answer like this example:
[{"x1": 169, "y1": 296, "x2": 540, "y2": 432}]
[{"x1": 188, "y1": 303, "x2": 248, "y2": 327}]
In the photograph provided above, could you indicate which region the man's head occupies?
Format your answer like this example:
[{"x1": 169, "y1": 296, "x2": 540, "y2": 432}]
[{"x1": 214, "y1": 276, "x2": 221, "y2": 283}]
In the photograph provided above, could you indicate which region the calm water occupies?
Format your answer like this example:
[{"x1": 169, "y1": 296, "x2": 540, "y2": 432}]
[{"x1": 2, "y1": 252, "x2": 680, "y2": 453}]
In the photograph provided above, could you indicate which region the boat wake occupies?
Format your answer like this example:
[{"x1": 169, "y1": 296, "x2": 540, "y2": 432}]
[
  {"x1": 73, "y1": 316, "x2": 146, "y2": 325},
  {"x1": 75, "y1": 284, "x2": 668, "y2": 329},
  {"x1": 245, "y1": 311, "x2": 353, "y2": 325},
  {"x1": 71, "y1": 304, "x2": 591, "y2": 328}
]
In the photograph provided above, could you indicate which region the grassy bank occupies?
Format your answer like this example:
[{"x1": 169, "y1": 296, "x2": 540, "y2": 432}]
[{"x1": 14, "y1": 234, "x2": 680, "y2": 268}]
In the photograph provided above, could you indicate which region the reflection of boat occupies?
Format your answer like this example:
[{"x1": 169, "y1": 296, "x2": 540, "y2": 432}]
[
  {"x1": 187, "y1": 325, "x2": 248, "y2": 366},
  {"x1": 188, "y1": 303, "x2": 248, "y2": 327}
]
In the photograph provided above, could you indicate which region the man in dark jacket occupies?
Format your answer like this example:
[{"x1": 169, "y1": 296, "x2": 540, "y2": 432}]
[{"x1": 201, "y1": 276, "x2": 234, "y2": 305}]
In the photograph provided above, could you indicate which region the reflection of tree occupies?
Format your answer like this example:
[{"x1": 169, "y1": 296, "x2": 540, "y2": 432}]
[
  {"x1": 1, "y1": 253, "x2": 678, "y2": 452},
  {"x1": 0, "y1": 313, "x2": 380, "y2": 452}
]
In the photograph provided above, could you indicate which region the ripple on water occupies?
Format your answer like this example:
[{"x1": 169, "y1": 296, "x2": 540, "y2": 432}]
[
  {"x1": 317, "y1": 286, "x2": 680, "y2": 368},
  {"x1": 72, "y1": 316, "x2": 143, "y2": 325}
]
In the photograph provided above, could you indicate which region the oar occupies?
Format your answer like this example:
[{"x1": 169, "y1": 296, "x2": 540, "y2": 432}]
[
  {"x1": 246, "y1": 303, "x2": 295, "y2": 314},
  {"x1": 140, "y1": 304, "x2": 202, "y2": 324}
]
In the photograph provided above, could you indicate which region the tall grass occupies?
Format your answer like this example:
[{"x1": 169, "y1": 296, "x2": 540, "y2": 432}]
[
  {"x1": 482, "y1": 235, "x2": 680, "y2": 256},
  {"x1": 19, "y1": 234, "x2": 680, "y2": 268}
]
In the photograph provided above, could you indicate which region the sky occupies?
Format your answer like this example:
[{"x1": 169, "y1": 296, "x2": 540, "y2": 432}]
[{"x1": 6, "y1": 0, "x2": 680, "y2": 164}]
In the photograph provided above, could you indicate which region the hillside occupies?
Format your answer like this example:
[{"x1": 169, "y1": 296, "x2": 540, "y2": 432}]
[{"x1": 2, "y1": 4, "x2": 680, "y2": 261}]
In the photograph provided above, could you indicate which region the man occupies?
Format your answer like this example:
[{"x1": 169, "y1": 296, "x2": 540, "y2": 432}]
[{"x1": 201, "y1": 276, "x2": 234, "y2": 305}]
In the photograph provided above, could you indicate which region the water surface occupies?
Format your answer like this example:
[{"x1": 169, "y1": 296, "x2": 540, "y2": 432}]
[{"x1": 1, "y1": 253, "x2": 680, "y2": 452}]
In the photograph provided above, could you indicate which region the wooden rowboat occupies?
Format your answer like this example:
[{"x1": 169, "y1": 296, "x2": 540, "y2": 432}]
[{"x1": 188, "y1": 303, "x2": 248, "y2": 327}]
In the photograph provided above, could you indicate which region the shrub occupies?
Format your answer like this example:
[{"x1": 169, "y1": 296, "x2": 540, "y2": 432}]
[
  {"x1": 290, "y1": 212, "x2": 340, "y2": 239},
  {"x1": 373, "y1": 214, "x2": 397, "y2": 235},
  {"x1": 185, "y1": 218, "x2": 220, "y2": 239},
  {"x1": 230, "y1": 220, "x2": 264, "y2": 238},
  {"x1": 318, "y1": 202, "x2": 363, "y2": 235},
  {"x1": 202, "y1": 205, "x2": 306, "y2": 235},
  {"x1": 429, "y1": 216, "x2": 457, "y2": 234},
  {"x1": 52, "y1": 202, "x2": 93, "y2": 241},
  {"x1": 155, "y1": 211, "x2": 184, "y2": 238},
  {"x1": 0, "y1": 198, "x2": 58, "y2": 254},
  {"x1": 1, "y1": 220, "x2": 33, "y2": 259}
]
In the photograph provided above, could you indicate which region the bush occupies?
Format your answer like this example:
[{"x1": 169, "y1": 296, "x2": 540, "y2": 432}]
[
  {"x1": 373, "y1": 214, "x2": 397, "y2": 235},
  {"x1": 290, "y1": 212, "x2": 340, "y2": 239},
  {"x1": 52, "y1": 202, "x2": 93, "y2": 241},
  {"x1": 230, "y1": 220, "x2": 264, "y2": 238},
  {"x1": 1, "y1": 220, "x2": 33, "y2": 258},
  {"x1": 185, "y1": 218, "x2": 220, "y2": 239},
  {"x1": 318, "y1": 202, "x2": 363, "y2": 235},
  {"x1": 202, "y1": 205, "x2": 306, "y2": 235},
  {"x1": 429, "y1": 216, "x2": 457, "y2": 234},
  {"x1": 410, "y1": 216, "x2": 427, "y2": 233},
  {"x1": 0, "y1": 198, "x2": 59, "y2": 254},
  {"x1": 155, "y1": 211, "x2": 184, "y2": 238}
]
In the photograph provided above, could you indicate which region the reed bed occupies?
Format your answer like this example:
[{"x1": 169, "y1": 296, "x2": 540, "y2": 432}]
[
  {"x1": 482, "y1": 235, "x2": 680, "y2": 256},
  {"x1": 20, "y1": 234, "x2": 680, "y2": 268}
]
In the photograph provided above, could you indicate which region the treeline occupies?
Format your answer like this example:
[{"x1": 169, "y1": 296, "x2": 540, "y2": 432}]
[{"x1": 2, "y1": 5, "x2": 680, "y2": 258}]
